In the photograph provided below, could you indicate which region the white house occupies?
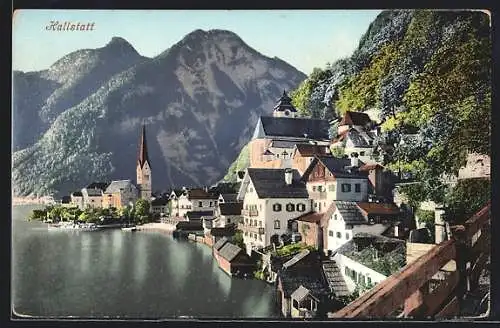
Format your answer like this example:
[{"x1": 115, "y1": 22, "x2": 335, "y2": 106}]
[
  {"x1": 332, "y1": 233, "x2": 406, "y2": 295},
  {"x1": 325, "y1": 201, "x2": 401, "y2": 255},
  {"x1": 237, "y1": 167, "x2": 312, "y2": 255},
  {"x1": 213, "y1": 202, "x2": 243, "y2": 228},
  {"x1": 301, "y1": 155, "x2": 369, "y2": 213},
  {"x1": 177, "y1": 188, "x2": 218, "y2": 218},
  {"x1": 151, "y1": 197, "x2": 169, "y2": 216},
  {"x1": 70, "y1": 191, "x2": 84, "y2": 209},
  {"x1": 168, "y1": 190, "x2": 184, "y2": 217}
]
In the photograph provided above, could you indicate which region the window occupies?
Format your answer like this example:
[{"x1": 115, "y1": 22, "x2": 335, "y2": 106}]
[
  {"x1": 297, "y1": 203, "x2": 306, "y2": 212},
  {"x1": 336, "y1": 232, "x2": 341, "y2": 238},
  {"x1": 273, "y1": 203, "x2": 282, "y2": 212},
  {"x1": 144, "y1": 174, "x2": 149, "y2": 179},
  {"x1": 318, "y1": 185, "x2": 323, "y2": 192},
  {"x1": 334, "y1": 214, "x2": 338, "y2": 220},
  {"x1": 367, "y1": 277, "x2": 372, "y2": 285},
  {"x1": 312, "y1": 186, "x2": 317, "y2": 192},
  {"x1": 244, "y1": 231, "x2": 248, "y2": 236},
  {"x1": 355, "y1": 183, "x2": 361, "y2": 193},
  {"x1": 345, "y1": 266, "x2": 349, "y2": 276},
  {"x1": 346, "y1": 232, "x2": 350, "y2": 240},
  {"x1": 227, "y1": 219, "x2": 231, "y2": 224},
  {"x1": 359, "y1": 151, "x2": 365, "y2": 156},
  {"x1": 286, "y1": 203, "x2": 295, "y2": 212},
  {"x1": 341, "y1": 183, "x2": 351, "y2": 192},
  {"x1": 293, "y1": 300, "x2": 299, "y2": 309},
  {"x1": 249, "y1": 187, "x2": 253, "y2": 192},
  {"x1": 314, "y1": 202, "x2": 318, "y2": 208},
  {"x1": 359, "y1": 274, "x2": 366, "y2": 285},
  {"x1": 259, "y1": 221, "x2": 262, "y2": 227},
  {"x1": 274, "y1": 220, "x2": 281, "y2": 229},
  {"x1": 329, "y1": 184, "x2": 335, "y2": 192},
  {"x1": 198, "y1": 201, "x2": 202, "y2": 207},
  {"x1": 329, "y1": 230, "x2": 334, "y2": 237}
]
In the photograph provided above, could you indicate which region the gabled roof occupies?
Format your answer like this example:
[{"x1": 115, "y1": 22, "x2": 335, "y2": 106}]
[
  {"x1": 301, "y1": 156, "x2": 366, "y2": 181},
  {"x1": 322, "y1": 260, "x2": 349, "y2": 296},
  {"x1": 359, "y1": 163, "x2": 384, "y2": 171},
  {"x1": 273, "y1": 90, "x2": 297, "y2": 112},
  {"x1": 219, "y1": 202, "x2": 243, "y2": 215},
  {"x1": 283, "y1": 250, "x2": 311, "y2": 269},
  {"x1": 210, "y1": 226, "x2": 236, "y2": 237},
  {"x1": 187, "y1": 188, "x2": 218, "y2": 200},
  {"x1": 293, "y1": 143, "x2": 331, "y2": 157},
  {"x1": 176, "y1": 221, "x2": 203, "y2": 231},
  {"x1": 333, "y1": 201, "x2": 367, "y2": 224},
  {"x1": 295, "y1": 212, "x2": 323, "y2": 223},
  {"x1": 104, "y1": 180, "x2": 138, "y2": 194},
  {"x1": 346, "y1": 128, "x2": 373, "y2": 147},
  {"x1": 247, "y1": 168, "x2": 309, "y2": 199},
  {"x1": 291, "y1": 285, "x2": 319, "y2": 302},
  {"x1": 356, "y1": 202, "x2": 401, "y2": 216},
  {"x1": 82, "y1": 188, "x2": 103, "y2": 197},
  {"x1": 219, "y1": 193, "x2": 238, "y2": 203},
  {"x1": 71, "y1": 191, "x2": 83, "y2": 197},
  {"x1": 237, "y1": 171, "x2": 246, "y2": 179},
  {"x1": 218, "y1": 242, "x2": 245, "y2": 262},
  {"x1": 340, "y1": 111, "x2": 372, "y2": 127},
  {"x1": 270, "y1": 140, "x2": 298, "y2": 149},
  {"x1": 169, "y1": 189, "x2": 184, "y2": 198},
  {"x1": 213, "y1": 237, "x2": 229, "y2": 251},
  {"x1": 258, "y1": 116, "x2": 330, "y2": 140}
]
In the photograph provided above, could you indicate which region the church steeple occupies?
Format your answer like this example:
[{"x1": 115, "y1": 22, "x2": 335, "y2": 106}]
[
  {"x1": 137, "y1": 123, "x2": 151, "y2": 169},
  {"x1": 273, "y1": 90, "x2": 297, "y2": 118},
  {"x1": 136, "y1": 123, "x2": 152, "y2": 200}
]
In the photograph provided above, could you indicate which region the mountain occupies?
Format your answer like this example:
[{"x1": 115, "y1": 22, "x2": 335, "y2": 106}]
[
  {"x1": 288, "y1": 9, "x2": 490, "y2": 202},
  {"x1": 12, "y1": 29, "x2": 306, "y2": 197}
]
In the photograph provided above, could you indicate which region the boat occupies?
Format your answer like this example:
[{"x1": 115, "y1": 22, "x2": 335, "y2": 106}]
[{"x1": 121, "y1": 226, "x2": 137, "y2": 232}]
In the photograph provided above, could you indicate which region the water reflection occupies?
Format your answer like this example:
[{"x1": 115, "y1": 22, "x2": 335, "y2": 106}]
[{"x1": 12, "y1": 206, "x2": 279, "y2": 319}]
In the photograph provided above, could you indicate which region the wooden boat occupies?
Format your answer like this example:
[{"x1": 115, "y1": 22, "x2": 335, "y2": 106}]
[{"x1": 121, "y1": 226, "x2": 137, "y2": 232}]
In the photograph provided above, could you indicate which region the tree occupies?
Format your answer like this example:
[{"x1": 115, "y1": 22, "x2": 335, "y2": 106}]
[
  {"x1": 233, "y1": 230, "x2": 245, "y2": 249},
  {"x1": 444, "y1": 178, "x2": 490, "y2": 225},
  {"x1": 135, "y1": 199, "x2": 150, "y2": 217}
]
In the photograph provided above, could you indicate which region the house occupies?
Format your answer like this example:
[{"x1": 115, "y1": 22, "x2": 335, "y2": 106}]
[
  {"x1": 332, "y1": 233, "x2": 406, "y2": 295},
  {"x1": 291, "y1": 143, "x2": 332, "y2": 175},
  {"x1": 175, "y1": 220, "x2": 203, "y2": 233},
  {"x1": 70, "y1": 191, "x2": 84, "y2": 209},
  {"x1": 337, "y1": 111, "x2": 373, "y2": 135},
  {"x1": 213, "y1": 202, "x2": 243, "y2": 228},
  {"x1": 186, "y1": 210, "x2": 214, "y2": 224},
  {"x1": 151, "y1": 197, "x2": 169, "y2": 216},
  {"x1": 237, "y1": 167, "x2": 312, "y2": 255},
  {"x1": 249, "y1": 91, "x2": 331, "y2": 169},
  {"x1": 213, "y1": 241, "x2": 254, "y2": 277},
  {"x1": 359, "y1": 163, "x2": 394, "y2": 200},
  {"x1": 102, "y1": 180, "x2": 139, "y2": 209},
  {"x1": 301, "y1": 155, "x2": 368, "y2": 213},
  {"x1": 208, "y1": 226, "x2": 237, "y2": 245},
  {"x1": 276, "y1": 250, "x2": 330, "y2": 318},
  {"x1": 325, "y1": 200, "x2": 402, "y2": 254},
  {"x1": 60, "y1": 196, "x2": 72, "y2": 207},
  {"x1": 177, "y1": 188, "x2": 218, "y2": 218},
  {"x1": 293, "y1": 212, "x2": 324, "y2": 249},
  {"x1": 81, "y1": 182, "x2": 110, "y2": 209},
  {"x1": 168, "y1": 189, "x2": 184, "y2": 217}
]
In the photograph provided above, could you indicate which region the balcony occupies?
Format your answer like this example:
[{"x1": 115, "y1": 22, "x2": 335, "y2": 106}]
[
  {"x1": 238, "y1": 223, "x2": 265, "y2": 235},
  {"x1": 242, "y1": 209, "x2": 259, "y2": 217},
  {"x1": 309, "y1": 191, "x2": 327, "y2": 200}
]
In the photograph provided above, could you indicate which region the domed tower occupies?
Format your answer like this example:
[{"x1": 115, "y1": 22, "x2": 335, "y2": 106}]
[
  {"x1": 273, "y1": 90, "x2": 297, "y2": 118},
  {"x1": 136, "y1": 123, "x2": 152, "y2": 200}
]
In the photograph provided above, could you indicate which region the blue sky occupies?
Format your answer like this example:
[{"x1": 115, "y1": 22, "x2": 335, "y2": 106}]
[{"x1": 12, "y1": 10, "x2": 382, "y2": 75}]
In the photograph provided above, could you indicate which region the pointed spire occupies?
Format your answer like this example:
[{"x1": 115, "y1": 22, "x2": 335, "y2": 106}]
[
  {"x1": 273, "y1": 89, "x2": 296, "y2": 112},
  {"x1": 137, "y1": 122, "x2": 151, "y2": 169}
]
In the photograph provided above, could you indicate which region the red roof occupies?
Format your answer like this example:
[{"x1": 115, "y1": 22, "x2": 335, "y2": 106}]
[
  {"x1": 339, "y1": 111, "x2": 371, "y2": 127},
  {"x1": 187, "y1": 188, "x2": 218, "y2": 200},
  {"x1": 295, "y1": 212, "x2": 323, "y2": 223},
  {"x1": 356, "y1": 202, "x2": 400, "y2": 216},
  {"x1": 359, "y1": 163, "x2": 384, "y2": 171}
]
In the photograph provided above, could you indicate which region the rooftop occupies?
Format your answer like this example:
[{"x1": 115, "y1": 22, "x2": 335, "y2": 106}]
[
  {"x1": 213, "y1": 237, "x2": 229, "y2": 251},
  {"x1": 295, "y1": 212, "x2": 323, "y2": 223},
  {"x1": 340, "y1": 111, "x2": 372, "y2": 127},
  {"x1": 246, "y1": 168, "x2": 309, "y2": 199},
  {"x1": 258, "y1": 116, "x2": 330, "y2": 140},
  {"x1": 104, "y1": 180, "x2": 137, "y2": 194},
  {"x1": 186, "y1": 210, "x2": 214, "y2": 220},
  {"x1": 187, "y1": 188, "x2": 218, "y2": 200},
  {"x1": 219, "y1": 202, "x2": 243, "y2": 216},
  {"x1": 218, "y1": 242, "x2": 245, "y2": 262}
]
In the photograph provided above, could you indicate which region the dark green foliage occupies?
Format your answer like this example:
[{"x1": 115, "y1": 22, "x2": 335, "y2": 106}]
[
  {"x1": 134, "y1": 199, "x2": 150, "y2": 217},
  {"x1": 233, "y1": 230, "x2": 245, "y2": 250},
  {"x1": 444, "y1": 178, "x2": 491, "y2": 224}
]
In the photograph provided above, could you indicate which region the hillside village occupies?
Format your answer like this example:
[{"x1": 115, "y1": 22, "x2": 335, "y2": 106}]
[{"x1": 44, "y1": 90, "x2": 490, "y2": 318}]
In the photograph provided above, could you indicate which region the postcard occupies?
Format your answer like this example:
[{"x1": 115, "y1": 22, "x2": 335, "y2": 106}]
[{"x1": 11, "y1": 8, "x2": 491, "y2": 321}]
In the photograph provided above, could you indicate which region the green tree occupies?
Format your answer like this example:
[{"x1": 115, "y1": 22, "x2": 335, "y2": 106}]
[
  {"x1": 444, "y1": 178, "x2": 490, "y2": 225},
  {"x1": 233, "y1": 230, "x2": 245, "y2": 249},
  {"x1": 135, "y1": 199, "x2": 150, "y2": 218}
]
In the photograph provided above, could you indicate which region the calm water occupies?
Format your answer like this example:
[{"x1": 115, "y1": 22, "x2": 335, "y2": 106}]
[{"x1": 12, "y1": 205, "x2": 278, "y2": 319}]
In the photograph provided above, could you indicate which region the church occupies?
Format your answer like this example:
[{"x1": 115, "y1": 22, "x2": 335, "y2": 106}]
[
  {"x1": 136, "y1": 123, "x2": 152, "y2": 200},
  {"x1": 248, "y1": 90, "x2": 332, "y2": 169}
]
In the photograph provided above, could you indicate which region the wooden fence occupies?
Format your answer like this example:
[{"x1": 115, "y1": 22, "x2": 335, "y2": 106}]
[{"x1": 329, "y1": 202, "x2": 491, "y2": 319}]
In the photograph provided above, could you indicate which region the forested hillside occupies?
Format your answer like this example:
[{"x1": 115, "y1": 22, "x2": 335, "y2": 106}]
[{"x1": 289, "y1": 9, "x2": 491, "y2": 205}]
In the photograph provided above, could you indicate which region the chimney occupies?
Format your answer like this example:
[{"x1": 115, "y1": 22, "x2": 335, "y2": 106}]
[
  {"x1": 351, "y1": 153, "x2": 359, "y2": 167},
  {"x1": 284, "y1": 168, "x2": 293, "y2": 185}
]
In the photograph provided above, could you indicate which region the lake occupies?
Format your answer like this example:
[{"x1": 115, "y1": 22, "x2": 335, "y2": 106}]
[{"x1": 12, "y1": 205, "x2": 279, "y2": 319}]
